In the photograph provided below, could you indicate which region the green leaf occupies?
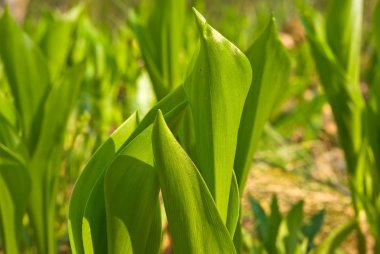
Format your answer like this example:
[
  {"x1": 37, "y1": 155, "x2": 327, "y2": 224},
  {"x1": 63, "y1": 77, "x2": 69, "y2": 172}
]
[
  {"x1": 283, "y1": 201, "x2": 304, "y2": 254},
  {"x1": 302, "y1": 210, "x2": 325, "y2": 249},
  {"x1": 250, "y1": 196, "x2": 269, "y2": 243},
  {"x1": 250, "y1": 195, "x2": 282, "y2": 254},
  {"x1": 314, "y1": 220, "x2": 357, "y2": 254},
  {"x1": 0, "y1": 144, "x2": 30, "y2": 254},
  {"x1": 104, "y1": 125, "x2": 161, "y2": 254},
  {"x1": 69, "y1": 89, "x2": 188, "y2": 253},
  {"x1": 267, "y1": 196, "x2": 282, "y2": 253},
  {"x1": 184, "y1": 8, "x2": 251, "y2": 222},
  {"x1": 68, "y1": 112, "x2": 139, "y2": 254},
  {"x1": 0, "y1": 7, "x2": 50, "y2": 150},
  {"x1": 234, "y1": 17, "x2": 291, "y2": 192},
  {"x1": 152, "y1": 110, "x2": 236, "y2": 254}
]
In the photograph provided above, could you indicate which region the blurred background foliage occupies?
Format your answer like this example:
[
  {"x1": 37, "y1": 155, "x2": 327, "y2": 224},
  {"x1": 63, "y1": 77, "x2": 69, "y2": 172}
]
[{"x1": 0, "y1": 0, "x2": 380, "y2": 253}]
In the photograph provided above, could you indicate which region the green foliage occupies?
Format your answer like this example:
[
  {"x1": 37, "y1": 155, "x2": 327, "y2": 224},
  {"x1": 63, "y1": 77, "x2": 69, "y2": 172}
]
[
  {"x1": 234, "y1": 17, "x2": 291, "y2": 192},
  {"x1": 301, "y1": 0, "x2": 364, "y2": 173},
  {"x1": 0, "y1": 7, "x2": 84, "y2": 253},
  {"x1": 314, "y1": 220, "x2": 357, "y2": 254},
  {"x1": 249, "y1": 196, "x2": 325, "y2": 254},
  {"x1": 153, "y1": 111, "x2": 237, "y2": 253},
  {"x1": 2, "y1": 0, "x2": 376, "y2": 253},
  {"x1": 68, "y1": 8, "x2": 290, "y2": 254},
  {"x1": 301, "y1": 0, "x2": 380, "y2": 251},
  {"x1": 129, "y1": 0, "x2": 194, "y2": 99},
  {"x1": 185, "y1": 8, "x2": 251, "y2": 222}
]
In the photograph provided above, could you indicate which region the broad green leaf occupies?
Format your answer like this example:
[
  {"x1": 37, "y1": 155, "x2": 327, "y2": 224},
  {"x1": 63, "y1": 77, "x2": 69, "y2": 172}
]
[
  {"x1": 82, "y1": 169, "x2": 108, "y2": 254},
  {"x1": 69, "y1": 90, "x2": 187, "y2": 253},
  {"x1": 105, "y1": 125, "x2": 161, "y2": 254},
  {"x1": 234, "y1": 17, "x2": 291, "y2": 192},
  {"x1": 184, "y1": 9, "x2": 251, "y2": 222},
  {"x1": 152, "y1": 111, "x2": 236, "y2": 254},
  {"x1": 69, "y1": 112, "x2": 139, "y2": 254},
  {"x1": 172, "y1": 105, "x2": 197, "y2": 162},
  {"x1": 99, "y1": 102, "x2": 189, "y2": 253},
  {"x1": 314, "y1": 220, "x2": 357, "y2": 254},
  {"x1": 129, "y1": 0, "x2": 188, "y2": 99},
  {"x1": 0, "y1": 7, "x2": 50, "y2": 150}
]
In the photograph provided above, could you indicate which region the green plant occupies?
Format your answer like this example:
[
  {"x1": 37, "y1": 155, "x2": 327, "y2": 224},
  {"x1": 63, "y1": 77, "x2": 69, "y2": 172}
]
[
  {"x1": 249, "y1": 195, "x2": 361, "y2": 254},
  {"x1": 0, "y1": 7, "x2": 83, "y2": 253},
  {"x1": 249, "y1": 195, "x2": 324, "y2": 254},
  {"x1": 68, "y1": 8, "x2": 290, "y2": 254},
  {"x1": 300, "y1": 0, "x2": 380, "y2": 251}
]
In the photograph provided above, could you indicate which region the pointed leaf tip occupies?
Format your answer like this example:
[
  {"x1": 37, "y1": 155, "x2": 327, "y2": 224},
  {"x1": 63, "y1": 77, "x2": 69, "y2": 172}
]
[
  {"x1": 192, "y1": 8, "x2": 208, "y2": 34},
  {"x1": 192, "y1": 7, "x2": 206, "y2": 25},
  {"x1": 154, "y1": 109, "x2": 164, "y2": 126}
]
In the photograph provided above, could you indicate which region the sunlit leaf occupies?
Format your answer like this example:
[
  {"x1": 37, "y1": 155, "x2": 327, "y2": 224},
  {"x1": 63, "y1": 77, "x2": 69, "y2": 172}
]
[{"x1": 184, "y1": 9, "x2": 251, "y2": 222}]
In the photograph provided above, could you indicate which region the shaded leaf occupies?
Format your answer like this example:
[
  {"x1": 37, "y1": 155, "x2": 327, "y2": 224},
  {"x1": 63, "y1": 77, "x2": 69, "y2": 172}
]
[
  {"x1": 68, "y1": 112, "x2": 139, "y2": 254},
  {"x1": 104, "y1": 125, "x2": 161, "y2": 254},
  {"x1": 152, "y1": 111, "x2": 236, "y2": 254}
]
